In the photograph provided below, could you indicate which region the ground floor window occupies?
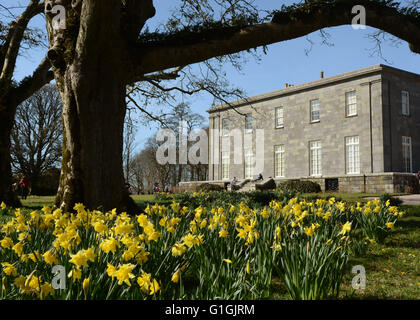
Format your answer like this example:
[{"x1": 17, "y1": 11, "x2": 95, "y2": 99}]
[
  {"x1": 222, "y1": 152, "x2": 230, "y2": 179},
  {"x1": 274, "y1": 145, "x2": 285, "y2": 177},
  {"x1": 346, "y1": 136, "x2": 360, "y2": 174},
  {"x1": 245, "y1": 148, "x2": 254, "y2": 179},
  {"x1": 402, "y1": 136, "x2": 412, "y2": 173},
  {"x1": 310, "y1": 141, "x2": 322, "y2": 176}
]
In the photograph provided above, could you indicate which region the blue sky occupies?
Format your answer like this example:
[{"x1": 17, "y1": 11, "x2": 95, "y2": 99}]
[{"x1": 7, "y1": 0, "x2": 420, "y2": 153}]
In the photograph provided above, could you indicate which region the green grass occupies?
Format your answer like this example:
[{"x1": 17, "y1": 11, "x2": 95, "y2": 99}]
[
  {"x1": 19, "y1": 194, "x2": 159, "y2": 209},
  {"x1": 301, "y1": 192, "x2": 407, "y2": 203},
  {"x1": 270, "y1": 204, "x2": 420, "y2": 299},
  {"x1": 338, "y1": 206, "x2": 420, "y2": 299}
]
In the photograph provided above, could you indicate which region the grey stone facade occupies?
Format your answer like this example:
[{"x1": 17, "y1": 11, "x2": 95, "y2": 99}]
[{"x1": 204, "y1": 65, "x2": 420, "y2": 193}]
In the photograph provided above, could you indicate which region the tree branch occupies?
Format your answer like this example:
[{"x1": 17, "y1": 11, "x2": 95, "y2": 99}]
[
  {"x1": 0, "y1": 0, "x2": 44, "y2": 83},
  {"x1": 131, "y1": 66, "x2": 185, "y2": 84},
  {"x1": 5, "y1": 57, "x2": 54, "y2": 107},
  {"x1": 126, "y1": 93, "x2": 168, "y2": 128},
  {"x1": 131, "y1": 0, "x2": 420, "y2": 77},
  {"x1": 122, "y1": 0, "x2": 156, "y2": 42}
]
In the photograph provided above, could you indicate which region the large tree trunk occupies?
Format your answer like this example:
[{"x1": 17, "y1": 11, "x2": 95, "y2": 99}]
[
  {"x1": 0, "y1": 104, "x2": 21, "y2": 207},
  {"x1": 53, "y1": 67, "x2": 136, "y2": 213},
  {"x1": 47, "y1": 1, "x2": 137, "y2": 213}
]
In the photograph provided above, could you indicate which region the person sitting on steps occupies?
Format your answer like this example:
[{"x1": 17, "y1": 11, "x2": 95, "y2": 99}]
[
  {"x1": 253, "y1": 173, "x2": 263, "y2": 182},
  {"x1": 231, "y1": 177, "x2": 238, "y2": 191}
]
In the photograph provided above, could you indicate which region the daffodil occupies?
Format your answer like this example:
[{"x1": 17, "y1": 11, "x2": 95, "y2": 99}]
[
  {"x1": 171, "y1": 242, "x2": 187, "y2": 256},
  {"x1": 100, "y1": 237, "x2": 119, "y2": 253},
  {"x1": 40, "y1": 283, "x2": 54, "y2": 298},
  {"x1": 386, "y1": 222, "x2": 394, "y2": 229},
  {"x1": 69, "y1": 250, "x2": 88, "y2": 268},
  {"x1": 12, "y1": 242, "x2": 24, "y2": 256},
  {"x1": 340, "y1": 221, "x2": 352, "y2": 235},
  {"x1": 114, "y1": 264, "x2": 136, "y2": 286},
  {"x1": 0, "y1": 237, "x2": 14, "y2": 249},
  {"x1": 43, "y1": 250, "x2": 59, "y2": 265},
  {"x1": 1, "y1": 262, "x2": 17, "y2": 277},
  {"x1": 171, "y1": 269, "x2": 180, "y2": 283},
  {"x1": 219, "y1": 229, "x2": 229, "y2": 238}
]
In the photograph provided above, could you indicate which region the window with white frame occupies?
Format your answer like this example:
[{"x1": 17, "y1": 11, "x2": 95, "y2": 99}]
[
  {"x1": 310, "y1": 99, "x2": 320, "y2": 122},
  {"x1": 244, "y1": 148, "x2": 254, "y2": 179},
  {"x1": 402, "y1": 136, "x2": 412, "y2": 173},
  {"x1": 346, "y1": 136, "x2": 360, "y2": 174},
  {"x1": 402, "y1": 91, "x2": 410, "y2": 116},
  {"x1": 310, "y1": 141, "x2": 322, "y2": 176},
  {"x1": 275, "y1": 107, "x2": 284, "y2": 128},
  {"x1": 222, "y1": 118, "x2": 230, "y2": 136},
  {"x1": 222, "y1": 152, "x2": 230, "y2": 179},
  {"x1": 274, "y1": 145, "x2": 285, "y2": 177},
  {"x1": 245, "y1": 113, "x2": 253, "y2": 131},
  {"x1": 345, "y1": 91, "x2": 357, "y2": 116}
]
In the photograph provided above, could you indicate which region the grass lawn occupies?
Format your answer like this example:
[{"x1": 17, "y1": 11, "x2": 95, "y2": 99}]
[
  {"x1": 18, "y1": 194, "x2": 158, "y2": 210},
  {"x1": 269, "y1": 204, "x2": 420, "y2": 299},
  {"x1": 300, "y1": 192, "x2": 407, "y2": 203},
  {"x1": 2, "y1": 193, "x2": 419, "y2": 299}
]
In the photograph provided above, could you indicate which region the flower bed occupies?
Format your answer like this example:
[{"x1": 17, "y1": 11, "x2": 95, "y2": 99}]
[{"x1": 0, "y1": 197, "x2": 403, "y2": 300}]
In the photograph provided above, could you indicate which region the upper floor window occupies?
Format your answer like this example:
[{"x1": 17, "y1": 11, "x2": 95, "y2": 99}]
[
  {"x1": 275, "y1": 107, "x2": 284, "y2": 128},
  {"x1": 402, "y1": 91, "x2": 410, "y2": 116},
  {"x1": 222, "y1": 118, "x2": 230, "y2": 136},
  {"x1": 310, "y1": 99, "x2": 320, "y2": 123},
  {"x1": 245, "y1": 113, "x2": 253, "y2": 131},
  {"x1": 345, "y1": 91, "x2": 357, "y2": 117}
]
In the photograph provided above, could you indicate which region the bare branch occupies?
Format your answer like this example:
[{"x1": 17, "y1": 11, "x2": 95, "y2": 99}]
[
  {"x1": 0, "y1": 0, "x2": 44, "y2": 83},
  {"x1": 126, "y1": 93, "x2": 169, "y2": 128}
]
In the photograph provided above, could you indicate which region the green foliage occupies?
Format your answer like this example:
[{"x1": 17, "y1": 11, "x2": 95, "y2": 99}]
[
  {"x1": 167, "y1": 191, "x2": 293, "y2": 210},
  {"x1": 277, "y1": 180, "x2": 321, "y2": 194},
  {"x1": 30, "y1": 168, "x2": 60, "y2": 196},
  {"x1": 354, "y1": 201, "x2": 400, "y2": 243},
  {"x1": 380, "y1": 193, "x2": 403, "y2": 207},
  {"x1": 196, "y1": 183, "x2": 225, "y2": 192}
]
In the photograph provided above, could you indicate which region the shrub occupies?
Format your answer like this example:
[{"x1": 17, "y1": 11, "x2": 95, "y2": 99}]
[
  {"x1": 277, "y1": 180, "x2": 321, "y2": 194},
  {"x1": 255, "y1": 178, "x2": 277, "y2": 191},
  {"x1": 197, "y1": 183, "x2": 225, "y2": 192},
  {"x1": 30, "y1": 168, "x2": 60, "y2": 196},
  {"x1": 380, "y1": 193, "x2": 403, "y2": 207}
]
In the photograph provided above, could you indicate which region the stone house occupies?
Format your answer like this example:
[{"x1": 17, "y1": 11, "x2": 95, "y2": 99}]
[{"x1": 203, "y1": 65, "x2": 420, "y2": 193}]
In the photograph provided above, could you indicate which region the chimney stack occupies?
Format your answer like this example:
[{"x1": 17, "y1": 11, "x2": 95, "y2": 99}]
[{"x1": 320, "y1": 71, "x2": 324, "y2": 79}]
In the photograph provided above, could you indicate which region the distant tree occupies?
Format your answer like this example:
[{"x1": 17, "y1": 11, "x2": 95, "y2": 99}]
[
  {"x1": 133, "y1": 138, "x2": 173, "y2": 193},
  {"x1": 129, "y1": 154, "x2": 145, "y2": 194},
  {"x1": 123, "y1": 109, "x2": 138, "y2": 184},
  {"x1": 10, "y1": 84, "x2": 62, "y2": 194},
  {"x1": 164, "y1": 102, "x2": 207, "y2": 186}
]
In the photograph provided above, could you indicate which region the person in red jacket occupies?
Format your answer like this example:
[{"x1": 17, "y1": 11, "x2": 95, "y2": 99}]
[{"x1": 19, "y1": 176, "x2": 30, "y2": 200}]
